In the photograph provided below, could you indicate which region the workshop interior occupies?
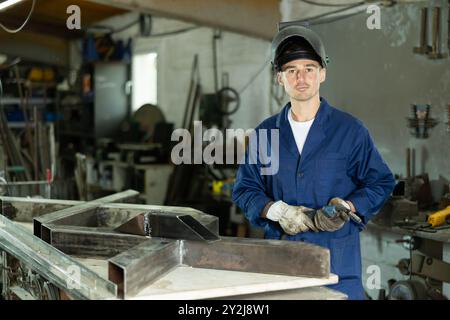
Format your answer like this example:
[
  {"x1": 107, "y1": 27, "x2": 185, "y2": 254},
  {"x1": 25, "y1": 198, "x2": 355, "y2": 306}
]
[{"x1": 0, "y1": 0, "x2": 449, "y2": 301}]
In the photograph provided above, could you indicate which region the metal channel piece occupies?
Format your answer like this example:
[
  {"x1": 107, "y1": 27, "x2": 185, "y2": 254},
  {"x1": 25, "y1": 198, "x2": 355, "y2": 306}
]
[
  {"x1": 0, "y1": 214, "x2": 117, "y2": 300},
  {"x1": 181, "y1": 237, "x2": 330, "y2": 278},
  {"x1": 177, "y1": 215, "x2": 220, "y2": 241},
  {"x1": 43, "y1": 224, "x2": 148, "y2": 258},
  {"x1": 115, "y1": 213, "x2": 220, "y2": 241},
  {"x1": 108, "y1": 238, "x2": 180, "y2": 299},
  {"x1": 0, "y1": 196, "x2": 218, "y2": 233},
  {"x1": 33, "y1": 190, "x2": 139, "y2": 238}
]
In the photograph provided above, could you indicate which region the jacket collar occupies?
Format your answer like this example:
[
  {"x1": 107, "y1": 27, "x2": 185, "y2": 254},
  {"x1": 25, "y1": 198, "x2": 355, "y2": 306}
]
[
  {"x1": 275, "y1": 97, "x2": 332, "y2": 160},
  {"x1": 275, "y1": 97, "x2": 332, "y2": 129}
]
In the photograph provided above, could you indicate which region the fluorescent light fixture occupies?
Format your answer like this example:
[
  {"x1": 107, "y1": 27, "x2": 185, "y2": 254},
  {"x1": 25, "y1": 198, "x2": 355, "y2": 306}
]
[{"x1": 0, "y1": 0, "x2": 25, "y2": 11}]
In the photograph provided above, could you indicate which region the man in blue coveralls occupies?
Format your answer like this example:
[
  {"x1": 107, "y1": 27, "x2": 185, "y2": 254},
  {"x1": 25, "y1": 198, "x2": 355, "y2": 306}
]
[{"x1": 232, "y1": 24, "x2": 395, "y2": 300}]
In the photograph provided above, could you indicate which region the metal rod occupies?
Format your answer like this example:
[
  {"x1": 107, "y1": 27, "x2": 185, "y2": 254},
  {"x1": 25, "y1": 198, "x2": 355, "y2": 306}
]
[
  {"x1": 33, "y1": 105, "x2": 38, "y2": 183},
  {"x1": 2, "y1": 180, "x2": 52, "y2": 186},
  {"x1": 212, "y1": 30, "x2": 221, "y2": 93},
  {"x1": 406, "y1": 148, "x2": 411, "y2": 179}
]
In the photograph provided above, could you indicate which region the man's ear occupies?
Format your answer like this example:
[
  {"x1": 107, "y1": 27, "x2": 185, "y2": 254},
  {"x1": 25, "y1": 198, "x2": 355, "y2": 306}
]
[
  {"x1": 319, "y1": 68, "x2": 326, "y2": 83},
  {"x1": 277, "y1": 72, "x2": 284, "y2": 86}
]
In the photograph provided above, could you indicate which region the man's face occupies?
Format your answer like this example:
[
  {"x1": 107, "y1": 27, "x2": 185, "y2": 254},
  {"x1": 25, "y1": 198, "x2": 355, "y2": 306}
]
[{"x1": 277, "y1": 59, "x2": 326, "y2": 102}]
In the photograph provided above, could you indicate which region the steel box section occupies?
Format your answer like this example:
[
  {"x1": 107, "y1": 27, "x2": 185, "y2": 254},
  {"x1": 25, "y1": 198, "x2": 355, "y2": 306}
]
[
  {"x1": 33, "y1": 190, "x2": 139, "y2": 238},
  {"x1": 181, "y1": 237, "x2": 330, "y2": 278},
  {"x1": 0, "y1": 196, "x2": 219, "y2": 235},
  {"x1": 108, "y1": 239, "x2": 180, "y2": 299},
  {"x1": 44, "y1": 224, "x2": 148, "y2": 258},
  {"x1": 116, "y1": 213, "x2": 220, "y2": 241}
]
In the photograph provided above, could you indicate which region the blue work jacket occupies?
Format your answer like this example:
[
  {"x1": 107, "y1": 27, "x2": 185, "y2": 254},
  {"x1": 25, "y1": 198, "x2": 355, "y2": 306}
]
[{"x1": 232, "y1": 97, "x2": 395, "y2": 300}]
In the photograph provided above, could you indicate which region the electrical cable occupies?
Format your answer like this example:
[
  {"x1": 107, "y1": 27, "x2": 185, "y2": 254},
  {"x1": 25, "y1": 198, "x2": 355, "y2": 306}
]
[
  {"x1": 238, "y1": 56, "x2": 271, "y2": 95},
  {"x1": 300, "y1": 0, "x2": 366, "y2": 7},
  {"x1": 89, "y1": 19, "x2": 197, "y2": 38},
  {"x1": 111, "y1": 19, "x2": 140, "y2": 34},
  {"x1": 308, "y1": 6, "x2": 369, "y2": 25},
  {"x1": 289, "y1": 1, "x2": 371, "y2": 24},
  {"x1": 0, "y1": 0, "x2": 36, "y2": 34},
  {"x1": 90, "y1": 19, "x2": 140, "y2": 35},
  {"x1": 148, "y1": 26, "x2": 199, "y2": 37}
]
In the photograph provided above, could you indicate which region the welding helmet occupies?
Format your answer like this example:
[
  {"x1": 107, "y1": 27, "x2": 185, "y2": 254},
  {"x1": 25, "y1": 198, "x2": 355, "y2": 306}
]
[{"x1": 271, "y1": 24, "x2": 329, "y2": 71}]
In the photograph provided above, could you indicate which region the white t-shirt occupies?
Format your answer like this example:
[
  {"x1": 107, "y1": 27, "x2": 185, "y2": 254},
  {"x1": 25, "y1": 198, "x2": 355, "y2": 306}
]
[{"x1": 288, "y1": 108, "x2": 315, "y2": 155}]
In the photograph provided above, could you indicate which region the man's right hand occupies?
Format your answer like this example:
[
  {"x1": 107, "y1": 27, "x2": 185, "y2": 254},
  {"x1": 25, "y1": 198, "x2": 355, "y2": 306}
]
[{"x1": 266, "y1": 201, "x2": 318, "y2": 235}]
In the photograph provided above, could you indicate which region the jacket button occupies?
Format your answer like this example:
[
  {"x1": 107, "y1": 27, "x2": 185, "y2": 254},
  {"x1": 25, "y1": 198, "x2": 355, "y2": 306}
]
[{"x1": 298, "y1": 172, "x2": 304, "y2": 178}]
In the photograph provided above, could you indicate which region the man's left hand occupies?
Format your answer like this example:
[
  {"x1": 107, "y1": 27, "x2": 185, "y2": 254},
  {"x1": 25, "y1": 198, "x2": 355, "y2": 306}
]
[{"x1": 313, "y1": 198, "x2": 352, "y2": 232}]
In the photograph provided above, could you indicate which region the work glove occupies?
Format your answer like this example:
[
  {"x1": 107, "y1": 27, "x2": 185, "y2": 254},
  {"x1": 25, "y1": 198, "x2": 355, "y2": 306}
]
[
  {"x1": 313, "y1": 197, "x2": 352, "y2": 232},
  {"x1": 266, "y1": 201, "x2": 318, "y2": 235}
]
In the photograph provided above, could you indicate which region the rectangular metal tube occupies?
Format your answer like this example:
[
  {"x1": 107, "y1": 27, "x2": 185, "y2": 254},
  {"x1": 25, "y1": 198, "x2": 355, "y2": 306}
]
[
  {"x1": 108, "y1": 239, "x2": 180, "y2": 299},
  {"x1": 1, "y1": 196, "x2": 218, "y2": 236},
  {"x1": 122, "y1": 214, "x2": 220, "y2": 241},
  {"x1": 33, "y1": 190, "x2": 139, "y2": 238},
  {"x1": 45, "y1": 224, "x2": 147, "y2": 258},
  {"x1": 181, "y1": 237, "x2": 330, "y2": 278}
]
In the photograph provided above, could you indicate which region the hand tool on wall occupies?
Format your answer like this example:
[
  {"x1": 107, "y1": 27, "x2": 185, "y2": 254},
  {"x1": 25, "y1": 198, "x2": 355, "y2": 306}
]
[
  {"x1": 407, "y1": 104, "x2": 438, "y2": 139},
  {"x1": 428, "y1": 7, "x2": 447, "y2": 59},
  {"x1": 413, "y1": 7, "x2": 431, "y2": 54}
]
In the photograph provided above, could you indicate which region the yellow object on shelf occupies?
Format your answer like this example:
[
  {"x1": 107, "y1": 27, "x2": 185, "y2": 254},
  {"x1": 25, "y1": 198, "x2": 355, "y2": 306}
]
[
  {"x1": 212, "y1": 181, "x2": 224, "y2": 195},
  {"x1": 28, "y1": 67, "x2": 55, "y2": 82},
  {"x1": 427, "y1": 205, "x2": 450, "y2": 228}
]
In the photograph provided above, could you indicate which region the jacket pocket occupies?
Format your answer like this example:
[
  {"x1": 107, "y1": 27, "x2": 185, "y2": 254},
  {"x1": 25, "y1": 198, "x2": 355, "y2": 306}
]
[
  {"x1": 316, "y1": 158, "x2": 346, "y2": 181},
  {"x1": 329, "y1": 232, "x2": 360, "y2": 278},
  {"x1": 313, "y1": 158, "x2": 346, "y2": 205}
]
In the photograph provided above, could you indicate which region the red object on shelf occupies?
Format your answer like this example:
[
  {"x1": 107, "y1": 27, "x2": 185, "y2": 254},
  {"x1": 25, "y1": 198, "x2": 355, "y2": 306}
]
[{"x1": 46, "y1": 169, "x2": 52, "y2": 183}]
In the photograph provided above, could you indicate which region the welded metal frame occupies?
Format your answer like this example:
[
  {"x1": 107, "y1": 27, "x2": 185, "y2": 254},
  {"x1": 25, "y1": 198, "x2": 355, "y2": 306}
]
[
  {"x1": 1, "y1": 194, "x2": 331, "y2": 299},
  {"x1": 33, "y1": 189, "x2": 140, "y2": 238},
  {"x1": 107, "y1": 237, "x2": 330, "y2": 299},
  {"x1": 0, "y1": 214, "x2": 117, "y2": 300}
]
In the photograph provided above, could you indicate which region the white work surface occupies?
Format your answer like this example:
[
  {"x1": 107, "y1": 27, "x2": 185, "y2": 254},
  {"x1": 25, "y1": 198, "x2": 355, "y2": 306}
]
[
  {"x1": 75, "y1": 257, "x2": 341, "y2": 300},
  {"x1": 133, "y1": 266, "x2": 339, "y2": 300}
]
